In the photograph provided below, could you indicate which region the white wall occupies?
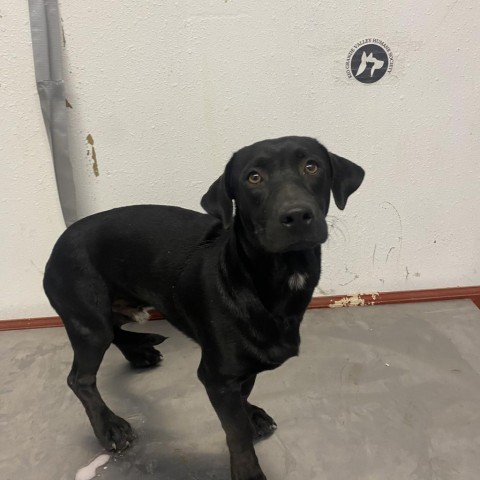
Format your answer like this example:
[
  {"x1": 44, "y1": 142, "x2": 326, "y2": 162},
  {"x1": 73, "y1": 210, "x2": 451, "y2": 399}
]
[
  {"x1": 1, "y1": 0, "x2": 479, "y2": 320},
  {"x1": 1, "y1": 1, "x2": 67, "y2": 319}
]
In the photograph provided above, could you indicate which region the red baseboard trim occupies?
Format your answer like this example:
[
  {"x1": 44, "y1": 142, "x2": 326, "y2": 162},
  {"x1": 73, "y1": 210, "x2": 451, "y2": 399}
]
[
  {"x1": 310, "y1": 285, "x2": 480, "y2": 310},
  {"x1": 0, "y1": 316, "x2": 64, "y2": 331},
  {"x1": 1, "y1": 286, "x2": 479, "y2": 332}
]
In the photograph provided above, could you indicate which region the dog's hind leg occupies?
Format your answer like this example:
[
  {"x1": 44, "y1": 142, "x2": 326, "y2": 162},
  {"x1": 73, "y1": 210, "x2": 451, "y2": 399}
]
[
  {"x1": 63, "y1": 308, "x2": 136, "y2": 451},
  {"x1": 242, "y1": 376, "x2": 277, "y2": 440},
  {"x1": 112, "y1": 320, "x2": 167, "y2": 369},
  {"x1": 67, "y1": 333, "x2": 136, "y2": 451},
  {"x1": 48, "y1": 279, "x2": 136, "y2": 451}
]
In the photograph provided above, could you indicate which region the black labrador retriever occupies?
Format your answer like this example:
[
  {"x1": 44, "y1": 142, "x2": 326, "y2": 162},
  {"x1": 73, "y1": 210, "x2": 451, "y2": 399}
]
[{"x1": 43, "y1": 136, "x2": 364, "y2": 480}]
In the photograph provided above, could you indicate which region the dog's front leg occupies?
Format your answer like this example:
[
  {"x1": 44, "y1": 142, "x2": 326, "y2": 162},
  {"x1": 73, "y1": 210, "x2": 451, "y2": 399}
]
[{"x1": 198, "y1": 365, "x2": 266, "y2": 480}]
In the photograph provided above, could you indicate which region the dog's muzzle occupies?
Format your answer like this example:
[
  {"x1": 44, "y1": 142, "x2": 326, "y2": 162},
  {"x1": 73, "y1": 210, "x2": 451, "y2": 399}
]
[
  {"x1": 279, "y1": 204, "x2": 314, "y2": 231},
  {"x1": 260, "y1": 202, "x2": 328, "y2": 253}
]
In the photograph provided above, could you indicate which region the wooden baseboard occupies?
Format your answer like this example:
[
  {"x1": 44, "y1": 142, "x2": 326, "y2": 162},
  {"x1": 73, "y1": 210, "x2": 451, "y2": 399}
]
[
  {"x1": 0, "y1": 316, "x2": 64, "y2": 331},
  {"x1": 1, "y1": 286, "x2": 479, "y2": 332},
  {"x1": 310, "y1": 286, "x2": 480, "y2": 309}
]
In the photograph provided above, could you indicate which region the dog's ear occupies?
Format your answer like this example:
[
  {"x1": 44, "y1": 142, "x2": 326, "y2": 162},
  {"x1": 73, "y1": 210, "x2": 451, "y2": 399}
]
[
  {"x1": 329, "y1": 152, "x2": 365, "y2": 210},
  {"x1": 201, "y1": 160, "x2": 233, "y2": 229}
]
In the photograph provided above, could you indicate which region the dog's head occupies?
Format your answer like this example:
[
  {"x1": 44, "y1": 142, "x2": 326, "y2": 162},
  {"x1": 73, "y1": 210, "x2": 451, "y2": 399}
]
[{"x1": 201, "y1": 136, "x2": 364, "y2": 253}]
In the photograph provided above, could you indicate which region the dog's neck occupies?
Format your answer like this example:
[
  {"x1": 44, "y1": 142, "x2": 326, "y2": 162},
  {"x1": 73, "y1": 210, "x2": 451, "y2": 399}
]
[{"x1": 223, "y1": 216, "x2": 321, "y2": 317}]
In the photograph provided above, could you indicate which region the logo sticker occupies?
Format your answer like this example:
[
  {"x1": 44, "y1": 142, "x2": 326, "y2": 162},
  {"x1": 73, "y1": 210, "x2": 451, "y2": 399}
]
[{"x1": 346, "y1": 39, "x2": 393, "y2": 84}]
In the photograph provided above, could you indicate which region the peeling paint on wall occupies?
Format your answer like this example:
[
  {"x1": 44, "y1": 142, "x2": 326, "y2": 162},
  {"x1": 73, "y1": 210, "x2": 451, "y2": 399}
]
[
  {"x1": 330, "y1": 294, "x2": 366, "y2": 308},
  {"x1": 329, "y1": 292, "x2": 380, "y2": 308},
  {"x1": 86, "y1": 134, "x2": 99, "y2": 177}
]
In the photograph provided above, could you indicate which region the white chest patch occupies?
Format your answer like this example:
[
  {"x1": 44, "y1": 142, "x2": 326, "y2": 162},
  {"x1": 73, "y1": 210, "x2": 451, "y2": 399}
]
[
  {"x1": 288, "y1": 272, "x2": 308, "y2": 290},
  {"x1": 131, "y1": 307, "x2": 154, "y2": 323}
]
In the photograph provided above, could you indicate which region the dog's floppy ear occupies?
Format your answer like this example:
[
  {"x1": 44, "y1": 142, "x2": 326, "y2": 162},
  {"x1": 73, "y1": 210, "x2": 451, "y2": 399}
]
[
  {"x1": 329, "y1": 152, "x2": 365, "y2": 210},
  {"x1": 201, "y1": 160, "x2": 233, "y2": 229}
]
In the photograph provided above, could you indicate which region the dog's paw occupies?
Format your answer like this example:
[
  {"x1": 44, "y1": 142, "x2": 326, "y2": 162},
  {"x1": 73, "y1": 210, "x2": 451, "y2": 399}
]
[
  {"x1": 127, "y1": 345, "x2": 163, "y2": 369},
  {"x1": 96, "y1": 413, "x2": 136, "y2": 452},
  {"x1": 245, "y1": 404, "x2": 277, "y2": 440}
]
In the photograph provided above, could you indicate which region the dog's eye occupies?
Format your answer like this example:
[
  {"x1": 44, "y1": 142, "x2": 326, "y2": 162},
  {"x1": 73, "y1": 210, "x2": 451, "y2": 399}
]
[
  {"x1": 304, "y1": 161, "x2": 319, "y2": 175},
  {"x1": 247, "y1": 171, "x2": 263, "y2": 184}
]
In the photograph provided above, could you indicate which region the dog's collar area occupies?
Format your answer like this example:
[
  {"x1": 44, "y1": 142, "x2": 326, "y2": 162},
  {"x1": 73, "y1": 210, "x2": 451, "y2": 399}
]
[{"x1": 288, "y1": 272, "x2": 308, "y2": 290}]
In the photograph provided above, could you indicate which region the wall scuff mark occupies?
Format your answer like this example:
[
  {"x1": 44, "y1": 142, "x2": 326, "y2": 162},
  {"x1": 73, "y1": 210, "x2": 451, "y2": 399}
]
[
  {"x1": 380, "y1": 201, "x2": 403, "y2": 265},
  {"x1": 60, "y1": 17, "x2": 66, "y2": 47},
  {"x1": 386, "y1": 246, "x2": 396, "y2": 263},
  {"x1": 339, "y1": 265, "x2": 359, "y2": 287},
  {"x1": 86, "y1": 134, "x2": 99, "y2": 177}
]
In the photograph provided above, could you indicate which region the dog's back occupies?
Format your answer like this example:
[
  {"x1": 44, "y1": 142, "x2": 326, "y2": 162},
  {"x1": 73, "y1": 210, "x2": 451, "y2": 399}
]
[{"x1": 44, "y1": 205, "x2": 221, "y2": 318}]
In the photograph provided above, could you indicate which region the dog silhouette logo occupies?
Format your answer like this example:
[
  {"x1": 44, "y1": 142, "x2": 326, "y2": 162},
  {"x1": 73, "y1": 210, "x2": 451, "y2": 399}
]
[
  {"x1": 355, "y1": 51, "x2": 385, "y2": 78},
  {"x1": 346, "y1": 39, "x2": 393, "y2": 84}
]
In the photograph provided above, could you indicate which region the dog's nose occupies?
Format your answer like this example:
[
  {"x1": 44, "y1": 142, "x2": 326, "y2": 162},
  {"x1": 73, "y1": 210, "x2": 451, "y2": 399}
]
[{"x1": 279, "y1": 206, "x2": 314, "y2": 228}]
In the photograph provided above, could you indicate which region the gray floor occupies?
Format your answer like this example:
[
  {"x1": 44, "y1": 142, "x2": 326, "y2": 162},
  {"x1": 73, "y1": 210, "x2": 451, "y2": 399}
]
[{"x1": 2, "y1": 300, "x2": 480, "y2": 480}]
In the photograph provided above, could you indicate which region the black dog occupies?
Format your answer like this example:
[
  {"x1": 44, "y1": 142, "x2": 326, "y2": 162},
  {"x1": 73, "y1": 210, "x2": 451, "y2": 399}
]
[{"x1": 43, "y1": 136, "x2": 364, "y2": 480}]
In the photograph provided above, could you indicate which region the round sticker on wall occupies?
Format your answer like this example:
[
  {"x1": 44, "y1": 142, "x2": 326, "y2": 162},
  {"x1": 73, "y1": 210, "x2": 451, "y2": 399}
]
[{"x1": 346, "y1": 38, "x2": 393, "y2": 84}]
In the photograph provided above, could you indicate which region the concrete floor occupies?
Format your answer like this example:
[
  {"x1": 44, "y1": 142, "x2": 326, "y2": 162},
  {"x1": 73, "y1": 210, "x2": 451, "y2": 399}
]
[{"x1": 1, "y1": 299, "x2": 480, "y2": 480}]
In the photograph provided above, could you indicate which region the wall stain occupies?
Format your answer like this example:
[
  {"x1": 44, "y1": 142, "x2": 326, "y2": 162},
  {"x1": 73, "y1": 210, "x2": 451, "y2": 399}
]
[{"x1": 86, "y1": 134, "x2": 100, "y2": 177}]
